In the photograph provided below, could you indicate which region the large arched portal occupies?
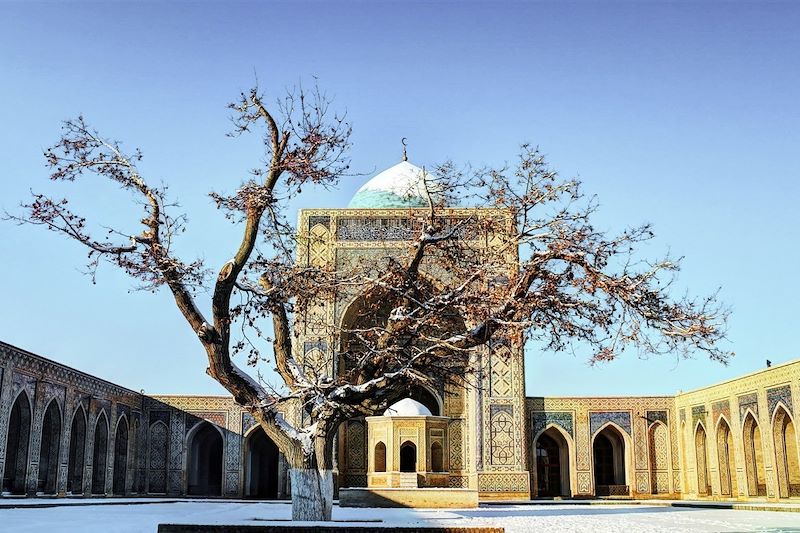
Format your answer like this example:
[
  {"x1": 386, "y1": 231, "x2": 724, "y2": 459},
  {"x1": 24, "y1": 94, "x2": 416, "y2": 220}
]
[
  {"x1": 695, "y1": 423, "x2": 711, "y2": 496},
  {"x1": 187, "y1": 422, "x2": 223, "y2": 496},
  {"x1": 400, "y1": 441, "x2": 417, "y2": 472},
  {"x1": 37, "y1": 400, "x2": 62, "y2": 494},
  {"x1": 91, "y1": 412, "x2": 109, "y2": 494},
  {"x1": 535, "y1": 427, "x2": 570, "y2": 497},
  {"x1": 244, "y1": 427, "x2": 279, "y2": 498},
  {"x1": 593, "y1": 425, "x2": 627, "y2": 496},
  {"x1": 113, "y1": 417, "x2": 129, "y2": 495},
  {"x1": 67, "y1": 406, "x2": 87, "y2": 494},
  {"x1": 2, "y1": 392, "x2": 32, "y2": 494},
  {"x1": 773, "y1": 406, "x2": 800, "y2": 498},
  {"x1": 743, "y1": 413, "x2": 767, "y2": 496},
  {"x1": 717, "y1": 418, "x2": 737, "y2": 497}
]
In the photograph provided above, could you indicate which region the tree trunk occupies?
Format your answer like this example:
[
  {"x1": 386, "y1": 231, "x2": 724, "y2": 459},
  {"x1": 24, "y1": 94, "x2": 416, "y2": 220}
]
[{"x1": 290, "y1": 468, "x2": 333, "y2": 521}]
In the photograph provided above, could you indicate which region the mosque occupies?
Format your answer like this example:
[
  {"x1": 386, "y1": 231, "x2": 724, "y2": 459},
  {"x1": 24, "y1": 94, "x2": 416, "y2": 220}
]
[{"x1": 1, "y1": 159, "x2": 798, "y2": 503}]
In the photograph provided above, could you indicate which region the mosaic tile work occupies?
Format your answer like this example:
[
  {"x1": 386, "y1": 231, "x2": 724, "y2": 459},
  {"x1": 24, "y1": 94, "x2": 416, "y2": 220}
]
[{"x1": 589, "y1": 411, "x2": 631, "y2": 436}]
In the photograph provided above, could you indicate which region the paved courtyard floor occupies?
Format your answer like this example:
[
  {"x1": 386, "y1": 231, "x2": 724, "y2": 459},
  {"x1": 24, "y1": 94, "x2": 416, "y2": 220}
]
[{"x1": 1, "y1": 500, "x2": 799, "y2": 532}]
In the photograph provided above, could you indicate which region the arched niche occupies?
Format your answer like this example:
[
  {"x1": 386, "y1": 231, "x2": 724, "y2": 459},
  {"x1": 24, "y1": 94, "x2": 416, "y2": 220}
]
[
  {"x1": 67, "y1": 405, "x2": 87, "y2": 494},
  {"x1": 37, "y1": 399, "x2": 62, "y2": 494},
  {"x1": 592, "y1": 424, "x2": 629, "y2": 496},
  {"x1": 91, "y1": 411, "x2": 109, "y2": 494},
  {"x1": 716, "y1": 417, "x2": 737, "y2": 497},
  {"x1": 186, "y1": 421, "x2": 223, "y2": 496},
  {"x1": 112, "y1": 416, "x2": 129, "y2": 495},
  {"x1": 147, "y1": 420, "x2": 169, "y2": 494},
  {"x1": 694, "y1": 422, "x2": 711, "y2": 496},
  {"x1": 534, "y1": 425, "x2": 572, "y2": 498},
  {"x1": 647, "y1": 421, "x2": 669, "y2": 495},
  {"x1": 244, "y1": 426, "x2": 279, "y2": 499},
  {"x1": 2, "y1": 391, "x2": 32, "y2": 494},
  {"x1": 742, "y1": 412, "x2": 767, "y2": 496},
  {"x1": 374, "y1": 441, "x2": 387, "y2": 473},
  {"x1": 772, "y1": 405, "x2": 800, "y2": 498}
]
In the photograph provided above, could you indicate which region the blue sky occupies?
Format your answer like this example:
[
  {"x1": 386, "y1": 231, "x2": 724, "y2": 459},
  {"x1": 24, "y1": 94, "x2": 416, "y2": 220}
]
[{"x1": 1, "y1": 1, "x2": 798, "y2": 397}]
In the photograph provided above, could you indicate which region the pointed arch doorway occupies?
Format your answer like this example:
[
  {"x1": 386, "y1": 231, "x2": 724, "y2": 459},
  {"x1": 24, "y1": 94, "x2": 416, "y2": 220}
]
[{"x1": 244, "y1": 426, "x2": 279, "y2": 498}]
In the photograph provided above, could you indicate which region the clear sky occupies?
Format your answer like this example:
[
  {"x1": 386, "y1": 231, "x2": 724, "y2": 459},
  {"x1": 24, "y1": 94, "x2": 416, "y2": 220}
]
[{"x1": 1, "y1": 1, "x2": 798, "y2": 397}]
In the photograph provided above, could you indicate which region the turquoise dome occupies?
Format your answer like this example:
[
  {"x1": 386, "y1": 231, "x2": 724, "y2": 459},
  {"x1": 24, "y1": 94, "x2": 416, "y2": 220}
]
[{"x1": 348, "y1": 161, "x2": 438, "y2": 208}]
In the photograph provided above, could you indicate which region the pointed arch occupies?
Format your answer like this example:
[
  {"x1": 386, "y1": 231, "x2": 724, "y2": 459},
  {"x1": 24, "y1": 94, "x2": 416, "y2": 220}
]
[
  {"x1": 147, "y1": 420, "x2": 169, "y2": 494},
  {"x1": 648, "y1": 421, "x2": 669, "y2": 494},
  {"x1": 742, "y1": 412, "x2": 767, "y2": 496},
  {"x1": 592, "y1": 422, "x2": 630, "y2": 496},
  {"x1": 694, "y1": 421, "x2": 711, "y2": 496},
  {"x1": 400, "y1": 440, "x2": 417, "y2": 473},
  {"x1": 186, "y1": 421, "x2": 224, "y2": 496},
  {"x1": 244, "y1": 425, "x2": 279, "y2": 498},
  {"x1": 37, "y1": 399, "x2": 62, "y2": 494},
  {"x1": 373, "y1": 441, "x2": 387, "y2": 473},
  {"x1": 91, "y1": 410, "x2": 109, "y2": 494},
  {"x1": 715, "y1": 416, "x2": 737, "y2": 497},
  {"x1": 772, "y1": 404, "x2": 799, "y2": 498},
  {"x1": 67, "y1": 404, "x2": 87, "y2": 494},
  {"x1": 2, "y1": 390, "x2": 32, "y2": 494},
  {"x1": 534, "y1": 423, "x2": 573, "y2": 497},
  {"x1": 112, "y1": 415, "x2": 129, "y2": 495}
]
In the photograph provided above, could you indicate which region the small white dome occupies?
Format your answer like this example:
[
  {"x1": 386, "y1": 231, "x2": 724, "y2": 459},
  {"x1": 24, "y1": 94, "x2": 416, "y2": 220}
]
[
  {"x1": 348, "y1": 161, "x2": 441, "y2": 208},
  {"x1": 384, "y1": 398, "x2": 433, "y2": 417}
]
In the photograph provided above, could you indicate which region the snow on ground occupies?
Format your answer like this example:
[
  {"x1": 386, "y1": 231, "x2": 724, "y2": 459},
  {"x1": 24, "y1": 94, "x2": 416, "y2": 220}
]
[{"x1": 1, "y1": 500, "x2": 799, "y2": 533}]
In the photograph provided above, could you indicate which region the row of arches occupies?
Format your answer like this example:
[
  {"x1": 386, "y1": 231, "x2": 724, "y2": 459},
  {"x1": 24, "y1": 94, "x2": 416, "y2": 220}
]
[
  {"x1": 2, "y1": 392, "x2": 134, "y2": 495},
  {"x1": 3, "y1": 392, "x2": 283, "y2": 498},
  {"x1": 534, "y1": 424, "x2": 630, "y2": 497},
  {"x1": 372, "y1": 440, "x2": 445, "y2": 473},
  {"x1": 690, "y1": 405, "x2": 799, "y2": 498},
  {"x1": 182, "y1": 421, "x2": 280, "y2": 498}
]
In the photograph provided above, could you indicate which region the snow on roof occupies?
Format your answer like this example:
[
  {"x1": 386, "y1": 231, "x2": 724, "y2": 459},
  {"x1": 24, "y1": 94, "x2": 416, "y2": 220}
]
[
  {"x1": 383, "y1": 397, "x2": 433, "y2": 417},
  {"x1": 348, "y1": 161, "x2": 441, "y2": 208}
]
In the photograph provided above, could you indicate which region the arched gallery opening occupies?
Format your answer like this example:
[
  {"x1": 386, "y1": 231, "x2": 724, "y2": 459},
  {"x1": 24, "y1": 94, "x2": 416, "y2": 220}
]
[
  {"x1": 716, "y1": 419, "x2": 737, "y2": 497},
  {"x1": 695, "y1": 423, "x2": 710, "y2": 496},
  {"x1": 91, "y1": 412, "x2": 109, "y2": 494},
  {"x1": 2, "y1": 391, "x2": 32, "y2": 494},
  {"x1": 400, "y1": 441, "x2": 417, "y2": 472},
  {"x1": 187, "y1": 422, "x2": 223, "y2": 496},
  {"x1": 37, "y1": 400, "x2": 62, "y2": 494},
  {"x1": 535, "y1": 427, "x2": 570, "y2": 497},
  {"x1": 112, "y1": 417, "x2": 129, "y2": 495},
  {"x1": 244, "y1": 426, "x2": 279, "y2": 498},
  {"x1": 593, "y1": 425, "x2": 627, "y2": 496},
  {"x1": 743, "y1": 413, "x2": 767, "y2": 496},
  {"x1": 67, "y1": 406, "x2": 87, "y2": 494},
  {"x1": 773, "y1": 406, "x2": 800, "y2": 498}
]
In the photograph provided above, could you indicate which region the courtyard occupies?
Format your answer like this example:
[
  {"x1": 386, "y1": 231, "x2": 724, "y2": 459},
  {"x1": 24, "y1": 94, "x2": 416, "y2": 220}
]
[{"x1": 0, "y1": 500, "x2": 799, "y2": 533}]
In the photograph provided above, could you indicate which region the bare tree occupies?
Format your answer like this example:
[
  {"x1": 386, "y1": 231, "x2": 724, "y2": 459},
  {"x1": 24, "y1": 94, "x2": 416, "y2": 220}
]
[{"x1": 6, "y1": 84, "x2": 729, "y2": 520}]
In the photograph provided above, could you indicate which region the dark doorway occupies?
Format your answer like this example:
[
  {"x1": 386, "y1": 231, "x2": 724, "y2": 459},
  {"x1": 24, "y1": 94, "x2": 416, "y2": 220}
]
[
  {"x1": 91, "y1": 412, "x2": 109, "y2": 494},
  {"x1": 244, "y1": 427, "x2": 279, "y2": 498},
  {"x1": 67, "y1": 407, "x2": 87, "y2": 494},
  {"x1": 400, "y1": 441, "x2": 417, "y2": 472},
  {"x1": 593, "y1": 425, "x2": 627, "y2": 496},
  {"x1": 37, "y1": 401, "x2": 62, "y2": 494},
  {"x1": 113, "y1": 418, "x2": 129, "y2": 495},
  {"x1": 187, "y1": 422, "x2": 223, "y2": 496},
  {"x1": 2, "y1": 392, "x2": 32, "y2": 494},
  {"x1": 536, "y1": 433, "x2": 561, "y2": 496}
]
